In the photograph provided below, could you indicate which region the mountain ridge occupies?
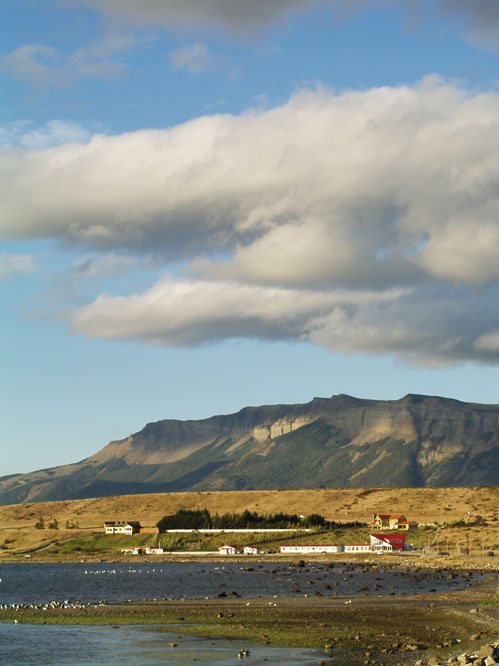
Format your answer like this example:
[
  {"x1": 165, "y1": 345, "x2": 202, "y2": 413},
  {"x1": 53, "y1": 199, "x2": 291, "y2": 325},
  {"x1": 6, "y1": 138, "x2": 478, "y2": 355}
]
[{"x1": 1, "y1": 393, "x2": 498, "y2": 505}]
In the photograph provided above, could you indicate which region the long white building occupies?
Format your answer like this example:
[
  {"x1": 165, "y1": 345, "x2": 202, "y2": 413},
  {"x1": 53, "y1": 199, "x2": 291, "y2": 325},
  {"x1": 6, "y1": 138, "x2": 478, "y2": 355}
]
[
  {"x1": 343, "y1": 543, "x2": 371, "y2": 553},
  {"x1": 280, "y1": 544, "x2": 344, "y2": 554},
  {"x1": 280, "y1": 534, "x2": 409, "y2": 555}
]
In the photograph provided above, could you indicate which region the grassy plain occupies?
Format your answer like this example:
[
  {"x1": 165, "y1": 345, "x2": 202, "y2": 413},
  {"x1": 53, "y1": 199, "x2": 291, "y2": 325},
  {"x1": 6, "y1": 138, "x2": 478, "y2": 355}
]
[{"x1": 0, "y1": 485, "x2": 497, "y2": 558}]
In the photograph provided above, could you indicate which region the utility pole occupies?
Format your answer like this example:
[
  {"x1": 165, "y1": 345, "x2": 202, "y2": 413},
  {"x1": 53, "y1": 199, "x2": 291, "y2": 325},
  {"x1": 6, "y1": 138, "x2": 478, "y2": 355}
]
[{"x1": 435, "y1": 524, "x2": 445, "y2": 555}]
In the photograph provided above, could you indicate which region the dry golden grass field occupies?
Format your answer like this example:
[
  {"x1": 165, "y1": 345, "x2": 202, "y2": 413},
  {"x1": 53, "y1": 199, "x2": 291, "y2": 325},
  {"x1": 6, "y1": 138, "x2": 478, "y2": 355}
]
[
  {"x1": 1, "y1": 486, "x2": 498, "y2": 528},
  {"x1": 0, "y1": 486, "x2": 498, "y2": 557}
]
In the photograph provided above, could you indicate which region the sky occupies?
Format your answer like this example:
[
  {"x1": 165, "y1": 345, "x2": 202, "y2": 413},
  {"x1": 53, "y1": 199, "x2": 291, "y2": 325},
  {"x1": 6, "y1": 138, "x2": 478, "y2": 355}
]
[{"x1": 2, "y1": 0, "x2": 499, "y2": 477}]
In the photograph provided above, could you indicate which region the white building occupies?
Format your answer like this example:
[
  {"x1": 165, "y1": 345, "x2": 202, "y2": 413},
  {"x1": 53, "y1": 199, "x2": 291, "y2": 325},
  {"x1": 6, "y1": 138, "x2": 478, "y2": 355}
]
[
  {"x1": 145, "y1": 547, "x2": 164, "y2": 555},
  {"x1": 218, "y1": 545, "x2": 239, "y2": 555},
  {"x1": 280, "y1": 544, "x2": 344, "y2": 554},
  {"x1": 343, "y1": 543, "x2": 372, "y2": 553},
  {"x1": 369, "y1": 533, "x2": 408, "y2": 552},
  {"x1": 243, "y1": 546, "x2": 261, "y2": 555},
  {"x1": 104, "y1": 521, "x2": 141, "y2": 535}
]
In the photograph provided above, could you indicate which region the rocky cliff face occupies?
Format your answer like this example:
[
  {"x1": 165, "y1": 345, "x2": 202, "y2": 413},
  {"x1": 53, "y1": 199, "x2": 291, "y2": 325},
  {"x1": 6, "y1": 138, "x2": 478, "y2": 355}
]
[{"x1": 1, "y1": 393, "x2": 498, "y2": 504}]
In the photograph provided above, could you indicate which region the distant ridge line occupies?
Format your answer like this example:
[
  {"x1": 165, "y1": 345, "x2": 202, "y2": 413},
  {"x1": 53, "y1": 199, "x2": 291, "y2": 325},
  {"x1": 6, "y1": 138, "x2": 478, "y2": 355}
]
[{"x1": 1, "y1": 393, "x2": 498, "y2": 505}]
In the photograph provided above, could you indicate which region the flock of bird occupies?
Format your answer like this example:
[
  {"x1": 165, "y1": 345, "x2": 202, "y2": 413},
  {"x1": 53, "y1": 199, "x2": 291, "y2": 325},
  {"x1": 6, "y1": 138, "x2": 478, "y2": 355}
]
[
  {"x1": 1, "y1": 600, "x2": 100, "y2": 611},
  {"x1": 0, "y1": 562, "x2": 476, "y2": 614}
]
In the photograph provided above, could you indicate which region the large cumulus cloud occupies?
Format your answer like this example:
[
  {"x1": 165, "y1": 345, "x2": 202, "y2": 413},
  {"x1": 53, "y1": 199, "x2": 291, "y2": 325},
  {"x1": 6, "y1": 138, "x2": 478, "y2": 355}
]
[
  {"x1": 3, "y1": 77, "x2": 499, "y2": 363},
  {"x1": 72, "y1": 279, "x2": 405, "y2": 346},
  {"x1": 3, "y1": 77, "x2": 499, "y2": 285},
  {"x1": 71, "y1": 279, "x2": 499, "y2": 366}
]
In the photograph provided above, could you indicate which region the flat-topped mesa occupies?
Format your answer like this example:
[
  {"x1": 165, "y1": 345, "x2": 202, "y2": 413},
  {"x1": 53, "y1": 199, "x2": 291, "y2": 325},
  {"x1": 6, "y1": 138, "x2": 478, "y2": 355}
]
[{"x1": 1, "y1": 392, "x2": 499, "y2": 504}]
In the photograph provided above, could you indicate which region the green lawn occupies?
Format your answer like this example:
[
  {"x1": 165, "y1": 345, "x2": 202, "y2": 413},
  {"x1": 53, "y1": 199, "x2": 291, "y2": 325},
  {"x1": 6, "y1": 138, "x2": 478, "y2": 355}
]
[{"x1": 39, "y1": 526, "x2": 424, "y2": 555}]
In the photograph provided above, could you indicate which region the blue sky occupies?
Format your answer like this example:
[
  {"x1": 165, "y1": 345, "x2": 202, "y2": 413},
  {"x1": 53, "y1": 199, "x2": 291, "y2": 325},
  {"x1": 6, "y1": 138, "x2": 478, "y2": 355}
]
[{"x1": 2, "y1": 0, "x2": 499, "y2": 476}]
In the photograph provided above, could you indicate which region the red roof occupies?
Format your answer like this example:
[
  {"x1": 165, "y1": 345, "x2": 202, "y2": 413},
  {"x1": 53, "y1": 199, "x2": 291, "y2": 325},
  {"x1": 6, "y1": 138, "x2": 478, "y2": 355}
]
[
  {"x1": 375, "y1": 514, "x2": 407, "y2": 520},
  {"x1": 372, "y1": 533, "x2": 407, "y2": 551}
]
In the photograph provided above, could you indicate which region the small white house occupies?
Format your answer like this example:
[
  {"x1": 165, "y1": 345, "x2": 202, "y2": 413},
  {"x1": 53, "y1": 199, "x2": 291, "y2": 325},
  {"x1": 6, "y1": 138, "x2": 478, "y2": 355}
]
[
  {"x1": 145, "y1": 547, "x2": 164, "y2": 555},
  {"x1": 219, "y1": 545, "x2": 238, "y2": 555},
  {"x1": 243, "y1": 546, "x2": 261, "y2": 555},
  {"x1": 280, "y1": 544, "x2": 344, "y2": 554}
]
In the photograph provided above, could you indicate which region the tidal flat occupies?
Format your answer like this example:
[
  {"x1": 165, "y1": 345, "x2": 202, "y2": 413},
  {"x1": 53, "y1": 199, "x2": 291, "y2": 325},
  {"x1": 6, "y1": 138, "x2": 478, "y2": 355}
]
[{"x1": 3, "y1": 572, "x2": 498, "y2": 666}]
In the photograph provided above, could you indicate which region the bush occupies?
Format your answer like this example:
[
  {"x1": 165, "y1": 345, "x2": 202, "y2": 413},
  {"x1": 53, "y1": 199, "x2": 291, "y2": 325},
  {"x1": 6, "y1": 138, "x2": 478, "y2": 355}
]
[{"x1": 64, "y1": 520, "x2": 79, "y2": 529}]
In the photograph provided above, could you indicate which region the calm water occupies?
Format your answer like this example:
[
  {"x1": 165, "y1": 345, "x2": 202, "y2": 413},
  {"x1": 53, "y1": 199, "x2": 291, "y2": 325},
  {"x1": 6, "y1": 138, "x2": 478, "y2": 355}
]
[
  {"x1": 0, "y1": 561, "x2": 477, "y2": 605},
  {"x1": 0, "y1": 562, "x2": 479, "y2": 665},
  {"x1": 0, "y1": 623, "x2": 323, "y2": 665}
]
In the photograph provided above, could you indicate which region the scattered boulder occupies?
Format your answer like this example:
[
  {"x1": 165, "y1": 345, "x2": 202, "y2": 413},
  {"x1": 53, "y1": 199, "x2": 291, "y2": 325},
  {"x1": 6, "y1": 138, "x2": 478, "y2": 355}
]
[{"x1": 418, "y1": 640, "x2": 499, "y2": 666}]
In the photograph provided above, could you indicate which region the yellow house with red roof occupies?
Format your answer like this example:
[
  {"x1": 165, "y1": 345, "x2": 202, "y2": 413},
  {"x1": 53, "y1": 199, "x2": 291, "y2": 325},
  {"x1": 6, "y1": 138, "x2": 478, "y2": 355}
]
[{"x1": 370, "y1": 514, "x2": 417, "y2": 531}]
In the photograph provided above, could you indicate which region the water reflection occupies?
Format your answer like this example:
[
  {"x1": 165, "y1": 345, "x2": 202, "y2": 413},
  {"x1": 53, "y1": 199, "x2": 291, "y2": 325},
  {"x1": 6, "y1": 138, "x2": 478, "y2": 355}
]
[
  {"x1": 0, "y1": 561, "x2": 476, "y2": 606},
  {"x1": 0, "y1": 623, "x2": 322, "y2": 666}
]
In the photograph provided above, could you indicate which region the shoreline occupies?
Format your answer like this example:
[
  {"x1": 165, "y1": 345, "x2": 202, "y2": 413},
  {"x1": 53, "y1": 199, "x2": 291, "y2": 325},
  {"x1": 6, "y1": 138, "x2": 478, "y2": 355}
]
[
  {"x1": 2, "y1": 565, "x2": 497, "y2": 665},
  {"x1": 2, "y1": 551, "x2": 498, "y2": 572}
]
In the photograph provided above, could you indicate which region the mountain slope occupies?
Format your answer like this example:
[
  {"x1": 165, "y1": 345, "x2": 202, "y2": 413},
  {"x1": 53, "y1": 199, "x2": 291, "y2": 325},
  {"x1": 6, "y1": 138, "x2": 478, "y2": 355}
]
[{"x1": 1, "y1": 393, "x2": 498, "y2": 505}]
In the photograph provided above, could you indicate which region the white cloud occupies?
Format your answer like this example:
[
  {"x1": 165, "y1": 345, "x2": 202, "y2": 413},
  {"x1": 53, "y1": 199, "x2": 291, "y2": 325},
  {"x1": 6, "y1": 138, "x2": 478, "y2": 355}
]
[
  {"x1": 72, "y1": 277, "x2": 404, "y2": 346},
  {"x1": 0, "y1": 254, "x2": 36, "y2": 279},
  {"x1": 71, "y1": 278, "x2": 499, "y2": 365},
  {"x1": 170, "y1": 43, "x2": 215, "y2": 74},
  {"x1": 0, "y1": 120, "x2": 91, "y2": 151},
  {"x1": 1, "y1": 45, "x2": 58, "y2": 85},
  {"x1": 17, "y1": 121, "x2": 91, "y2": 150},
  {"x1": 66, "y1": 30, "x2": 136, "y2": 78},
  {"x1": 76, "y1": 59, "x2": 127, "y2": 79},
  {"x1": 2, "y1": 78, "x2": 499, "y2": 284},
  {"x1": 3, "y1": 78, "x2": 499, "y2": 363},
  {"x1": 307, "y1": 285, "x2": 499, "y2": 365},
  {"x1": 417, "y1": 221, "x2": 499, "y2": 284},
  {"x1": 1, "y1": 31, "x2": 132, "y2": 88},
  {"x1": 474, "y1": 330, "x2": 499, "y2": 352}
]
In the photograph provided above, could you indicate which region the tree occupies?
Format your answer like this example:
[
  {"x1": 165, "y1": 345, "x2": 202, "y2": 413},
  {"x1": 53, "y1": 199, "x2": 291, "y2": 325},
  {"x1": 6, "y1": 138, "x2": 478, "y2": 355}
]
[
  {"x1": 303, "y1": 513, "x2": 326, "y2": 527},
  {"x1": 156, "y1": 509, "x2": 213, "y2": 531}
]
